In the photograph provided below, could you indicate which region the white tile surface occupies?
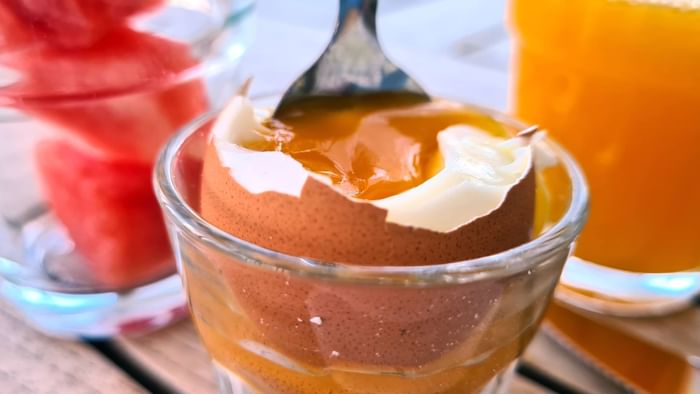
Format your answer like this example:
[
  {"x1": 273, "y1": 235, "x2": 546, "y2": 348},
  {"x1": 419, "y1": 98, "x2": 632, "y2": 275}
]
[
  {"x1": 242, "y1": 0, "x2": 510, "y2": 108},
  {"x1": 381, "y1": 0, "x2": 507, "y2": 57},
  {"x1": 459, "y1": 40, "x2": 511, "y2": 74}
]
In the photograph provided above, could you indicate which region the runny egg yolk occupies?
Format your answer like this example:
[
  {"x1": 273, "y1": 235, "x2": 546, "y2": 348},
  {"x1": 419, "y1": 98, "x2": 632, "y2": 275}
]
[{"x1": 245, "y1": 94, "x2": 509, "y2": 200}]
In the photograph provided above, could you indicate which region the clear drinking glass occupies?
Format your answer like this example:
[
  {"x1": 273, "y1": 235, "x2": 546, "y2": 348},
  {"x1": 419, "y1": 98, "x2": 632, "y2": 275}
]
[
  {"x1": 155, "y1": 95, "x2": 588, "y2": 394},
  {"x1": 0, "y1": 0, "x2": 255, "y2": 337},
  {"x1": 508, "y1": 0, "x2": 700, "y2": 316}
]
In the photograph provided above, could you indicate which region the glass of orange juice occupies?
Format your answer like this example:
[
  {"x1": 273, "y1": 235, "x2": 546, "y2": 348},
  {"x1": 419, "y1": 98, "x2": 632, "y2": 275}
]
[{"x1": 508, "y1": 0, "x2": 700, "y2": 315}]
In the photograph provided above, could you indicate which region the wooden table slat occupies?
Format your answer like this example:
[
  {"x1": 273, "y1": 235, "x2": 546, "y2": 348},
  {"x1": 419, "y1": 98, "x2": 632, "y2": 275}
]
[
  {"x1": 118, "y1": 321, "x2": 217, "y2": 394},
  {"x1": 0, "y1": 305, "x2": 144, "y2": 394},
  {"x1": 521, "y1": 331, "x2": 625, "y2": 394},
  {"x1": 508, "y1": 378, "x2": 553, "y2": 394},
  {"x1": 587, "y1": 307, "x2": 700, "y2": 358},
  {"x1": 116, "y1": 320, "x2": 583, "y2": 394}
]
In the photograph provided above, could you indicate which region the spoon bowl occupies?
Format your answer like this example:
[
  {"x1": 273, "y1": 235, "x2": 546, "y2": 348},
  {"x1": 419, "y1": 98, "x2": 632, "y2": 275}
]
[{"x1": 273, "y1": 0, "x2": 429, "y2": 117}]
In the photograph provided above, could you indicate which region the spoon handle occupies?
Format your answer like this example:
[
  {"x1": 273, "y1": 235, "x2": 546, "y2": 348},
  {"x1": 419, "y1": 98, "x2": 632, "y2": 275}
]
[{"x1": 335, "y1": 0, "x2": 378, "y2": 39}]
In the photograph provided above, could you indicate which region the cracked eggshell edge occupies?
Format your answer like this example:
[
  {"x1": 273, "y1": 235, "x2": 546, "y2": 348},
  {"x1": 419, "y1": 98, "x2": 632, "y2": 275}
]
[{"x1": 210, "y1": 95, "x2": 535, "y2": 234}]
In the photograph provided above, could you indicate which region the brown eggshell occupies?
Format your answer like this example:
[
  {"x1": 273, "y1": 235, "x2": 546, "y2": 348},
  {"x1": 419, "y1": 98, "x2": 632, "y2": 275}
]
[
  {"x1": 201, "y1": 144, "x2": 535, "y2": 265},
  {"x1": 199, "y1": 135, "x2": 535, "y2": 371}
]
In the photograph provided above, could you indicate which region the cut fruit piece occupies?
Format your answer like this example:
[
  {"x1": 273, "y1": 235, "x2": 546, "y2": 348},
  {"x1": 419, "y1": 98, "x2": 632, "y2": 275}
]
[
  {"x1": 35, "y1": 139, "x2": 173, "y2": 289},
  {"x1": 18, "y1": 80, "x2": 207, "y2": 163},
  {"x1": 4, "y1": 0, "x2": 163, "y2": 48},
  {"x1": 0, "y1": 4, "x2": 32, "y2": 53},
  {"x1": 2, "y1": 27, "x2": 201, "y2": 98},
  {"x1": 4, "y1": 28, "x2": 207, "y2": 163}
]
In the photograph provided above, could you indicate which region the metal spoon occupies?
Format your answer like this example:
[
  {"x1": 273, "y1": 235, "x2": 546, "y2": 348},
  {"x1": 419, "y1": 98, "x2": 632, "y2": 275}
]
[{"x1": 273, "y1": 0, "x2": 429, "y2": 117}]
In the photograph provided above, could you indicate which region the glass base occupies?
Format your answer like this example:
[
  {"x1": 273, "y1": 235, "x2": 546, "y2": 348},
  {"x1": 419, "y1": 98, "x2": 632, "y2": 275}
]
[
  {"x1": 215, "y1": 362, "x2": 254, "y2": 394},
  {"x1": 0, "y1": 212, "x2": 186, "y2": 338},
  {"x1": 0, "y1": 273, "x2": 187, "y2": 338},
  {"x1": 558, "y1": 256, "x2": 700, "y2": 317},
  {"x1": 212, "y1": 361, "x2": 517, "y2": 394}
]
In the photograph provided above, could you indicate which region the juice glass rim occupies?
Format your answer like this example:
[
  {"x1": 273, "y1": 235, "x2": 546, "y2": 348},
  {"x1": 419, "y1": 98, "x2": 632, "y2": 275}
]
[{"x1": 154, "y1": 97, "x2": 589, "y2": 286}]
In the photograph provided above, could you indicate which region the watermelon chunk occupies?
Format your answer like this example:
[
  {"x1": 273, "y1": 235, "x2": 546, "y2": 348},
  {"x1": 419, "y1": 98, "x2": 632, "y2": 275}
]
[
  {"x1": 2, "y1": 27, "x2": 197, "y2": 96},
  {"x1": 4, "y1": 28, "x2": 207, "y2": 163},
  {"x1": 4, "y1": 0, "x2": 163, "y2": 48},
  {"x1": 0, "y1": 4, "x2": 33, "y2": 52},
  {"x1": 2, "y1": 4, "x2": 206, "y2": 288},
  {"x1": 35, "y1": 139, "x2": 174, "y2": 289}
]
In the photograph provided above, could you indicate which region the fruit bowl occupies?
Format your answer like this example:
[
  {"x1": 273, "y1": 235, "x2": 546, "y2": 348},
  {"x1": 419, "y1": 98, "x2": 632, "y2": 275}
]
[{"x1": 0, "y1": 0, "x2": 255, "y2": 338}]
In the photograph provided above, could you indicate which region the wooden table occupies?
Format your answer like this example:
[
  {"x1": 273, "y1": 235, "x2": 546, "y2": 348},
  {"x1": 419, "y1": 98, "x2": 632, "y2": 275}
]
[
  {"x1": 1, "y1": 1, "x2": 698, "y2": 393},
  {"x1": 2, "y1": 301, "x2": 697, "y2": 394}
]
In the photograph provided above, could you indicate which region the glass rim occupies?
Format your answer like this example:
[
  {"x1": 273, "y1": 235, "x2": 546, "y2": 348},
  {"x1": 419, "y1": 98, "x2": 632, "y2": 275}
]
[
  {"x1": 154, "y1": 98, "x2": 589, "y2": 285},
  {"x1": 0, "y1": 2, "x2": 255, "y2": 106}
]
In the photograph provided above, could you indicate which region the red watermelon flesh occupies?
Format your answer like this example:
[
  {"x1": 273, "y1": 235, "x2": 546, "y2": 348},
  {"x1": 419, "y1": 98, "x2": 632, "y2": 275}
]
[
  {"x1": 4, "y1": 0, "x2": 163, "y2": 48},
  {"x1": 35, "y1": 139, "x2": 174, "y2": 289},
  {"x1": 0, "y1": 3, "x2": 33, "y2": 53},
  {"x1": 4, "y1": 28, "x2": 207, "y2": 163},
  {"x1": 2, "y1": 27, "x2": 201, "y2": 98},
  {"x1": 2, "y1": 3, "x2": 205, "y2": 288}
]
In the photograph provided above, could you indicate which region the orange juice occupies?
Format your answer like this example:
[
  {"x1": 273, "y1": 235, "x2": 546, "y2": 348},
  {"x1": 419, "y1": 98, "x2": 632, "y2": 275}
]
[{"x1": 509, "y1": 0, "x2": 700, "y2": 272}]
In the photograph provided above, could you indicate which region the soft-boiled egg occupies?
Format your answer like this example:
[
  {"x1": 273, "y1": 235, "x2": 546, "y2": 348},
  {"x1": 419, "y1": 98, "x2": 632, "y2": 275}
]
[
  {"x1": 201, "y1": 94, "x2": 536, "y2": 265},
  {"x1": 195, "y1": 92, "x2": 540, "y2": 374}
]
